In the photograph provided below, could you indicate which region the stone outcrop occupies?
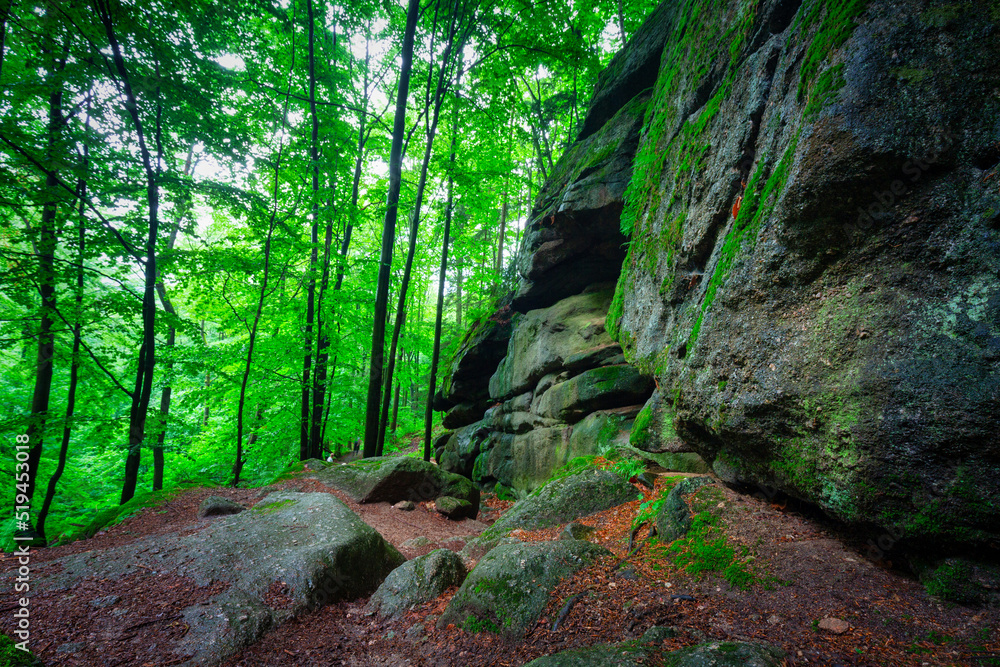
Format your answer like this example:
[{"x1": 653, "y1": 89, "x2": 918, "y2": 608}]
[
  {"x1": 315, "y1": 456, "x2": 480, "y2": 517},
  {"x1": 440, "y1": 0, "x2": 1000, "y2": 577},
  {"x1": 14, "y1": 492, "x2": 404, "y2": 665},
  {"x1": 438, "y1": 540, "x2": 609, "y2": 637},
  {"x1": 368, "y1": 549, "x2": 467, "y2": 619}
]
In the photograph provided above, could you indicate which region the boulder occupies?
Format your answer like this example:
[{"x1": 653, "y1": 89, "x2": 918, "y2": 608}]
[
  {"x1": 314, "y1": 456, "x2": 479, "y2": 517},
  {"x1": 20, "y1": 492, "x2": 404, "y2": 666},
  {"x1": 368, "y1": 549, "x2": 466, "y2": 618},
  {"x1": 656, "y1": 477, "x2": 716, "y2": 543},
  {"x1": 435, "y1": 496, "x2": 474, "y2": 520},
  {"x1": 534, "y1": 365, "x2": 654, "y2": 423},
  {"x1": 438, "y1": 540, "x2": 609, "y2": 637},
  {"x1": 198, "y1": 496, "x2": 246, "y2": 518},
  {"x1": 481, "y1": 469, "x2": 640, "y2": 542},
  {"x1": 489, "y1": 289, "x2": 621, "y2": 401},
  {"x1": 662, "y1": 641, "x2": 786, "y2": 667}
]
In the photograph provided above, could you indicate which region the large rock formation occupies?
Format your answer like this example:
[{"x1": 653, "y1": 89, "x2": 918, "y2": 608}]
[{"x1": 441, "y1": 0, "x2": 1000, "y2": 575}]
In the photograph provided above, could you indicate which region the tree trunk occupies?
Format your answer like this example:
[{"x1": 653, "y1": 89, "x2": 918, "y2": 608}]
[
  {"x1": 300, "y1": 0, "x2": 322, "y2": 461},
  {"x1": 152, "y1": 143, "x2": 194, "y2": 491},
  {"x1": 0, "y1": 0, "x2": 12, "y2": 82},
  {"x1": 36, "y1": 102, "x2": 90, "y2": 542},
  {"x1": 363, "y1": 0, "x2": 420, "y2": 457},
  {"x1": 25, "y1": 34, "x2": 69, "y2": 518},
  {"x1": 95, "y1": 0, "x2": 162, "y2": 505},
  {"x1": 424, "y1": 57, "x2": 464, "y2": 462}
]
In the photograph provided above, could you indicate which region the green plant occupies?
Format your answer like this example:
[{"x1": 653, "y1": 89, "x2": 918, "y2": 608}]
[
  {"x1": 0, "y1": 634, "x2": 43, "y2": 666},
  {"x1": 612, "y1": 457, "x2": 646, "y2": 480}
]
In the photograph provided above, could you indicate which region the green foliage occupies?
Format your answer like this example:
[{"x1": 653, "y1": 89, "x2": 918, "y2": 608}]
[
  {"x1": 0, "y1": 634, "x2": 43, "y2": 666},
  {"x1": 665, "y1": 507, "x2": 755, "y2": 589},
  {"x1": 631, "y1": 475, "x2": 684, "y2": 530},
  {"x1": 1, "y1": 0, "x2": 652, "y2": 548}
]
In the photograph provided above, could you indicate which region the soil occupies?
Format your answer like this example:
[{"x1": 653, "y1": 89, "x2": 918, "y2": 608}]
[{"x1": 2, "y1": 461, "x2": 997, "y2": 667}]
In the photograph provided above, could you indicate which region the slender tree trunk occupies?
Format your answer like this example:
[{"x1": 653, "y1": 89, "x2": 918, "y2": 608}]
[
  {"x1": 391, "y1": 377, "x2": 401, "y2": 433},
  {"x1": 24, "y1": 37, "x2": 69, "y2": 517},
  {"x1": 0, "y1": 0, "x2": 13, "y2": 82},
  {"x1": 36, "y1": 102, "x2": 89, "y2": 541},
  {"x1": 496, "y1": 185, "x2": 508, "y2": 274},
  {"x1": 363, "y1": 0, "x2": 420, "y2": 457},
  {"x1": 152, "y1": 144, "x2": 194, "y2": 491},
  {"x1": 236, "y1": 5, "x2": 297, "y2": 484},
  {"x1": 424, "y1": 59, "x2": 464, "y2": 461},
  {"x1": 201, "y1": 320, "x2": 210, "y2": 425},
  {"x1": 96, "y1": 0, "x2": 162, "y2": 505},
  {"x1": 300, "y1": 0, "x2": 323, "y2": 461},
  {"x1": 455, "y1": 262, "x2": 463, "y2": 330}
]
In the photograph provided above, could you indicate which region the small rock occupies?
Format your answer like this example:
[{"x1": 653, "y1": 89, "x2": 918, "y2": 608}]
[
  {"x1": 402, "y1": 536, "x2": 432, "y2": 549},
  {"x1": 393, "y1": 500, "x2": 415, "y2": 511},
  {"x1": 435, "y1": 496, "x2": 473, "y2": 520},
  {"x1": 198, "y1": 496, "x2": 245, "y2": 518},
  {"x1": 616, "y1": 567, "x2": 640, "y2": 581},
  {"x1": 767, "y1": 614, "x2": 782, "y2": 625},
  {"x1": 818, "y1": 616, "x2": 850, "y2": 634},
  {"x1": 559, "y1": 522, "x2": 596, "y2": 541},
  {"x1": 90, "y1": 595, "x2": 119, "y2": 608}
]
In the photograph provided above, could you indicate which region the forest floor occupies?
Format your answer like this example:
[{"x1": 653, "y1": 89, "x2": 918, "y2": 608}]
[{"x1": 3, "y1": 451, "x2": 998, "y2": 667}]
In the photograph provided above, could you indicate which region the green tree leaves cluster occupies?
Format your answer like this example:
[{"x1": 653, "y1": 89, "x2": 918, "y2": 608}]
[{"x1": 0, "y1": 0, "x2": 658, "y2": 548}]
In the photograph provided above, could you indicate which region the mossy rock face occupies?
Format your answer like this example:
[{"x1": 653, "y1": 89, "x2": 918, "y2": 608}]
[
  {"x1": 315, "y1": 456, "x2": 480, "y2": 516},
  {"x1": 605, "y1": 0, "x2": 1000, "y2": 555},
  {"x1": 368, "y1": 549, "x2": 466, "y2": 619},
  {"x1": 489, "y1": 289, "x2": 622, "y2": 401},
  {"x1": 919, "y1": 557, "x2": 1000, "y2": 605},
  {"x1": 534, "y1": 365, "x2": 654, "y2": 424},
  {"x1": 438, "y1": 540, "x2": 609, "y2": 637},
  {"x1": 480, "y1": 469, "x2": 640, "y2": 542},
  {"x1": 663, "y1": 641, "x2": 785, "y2": 667}
]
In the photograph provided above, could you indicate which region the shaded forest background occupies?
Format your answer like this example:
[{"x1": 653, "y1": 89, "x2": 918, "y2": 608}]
[{"x1": 0, "y1": 0, "x2": 659, "y2": 548}]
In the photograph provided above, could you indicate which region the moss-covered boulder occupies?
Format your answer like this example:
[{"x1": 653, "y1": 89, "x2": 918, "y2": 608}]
[
  {"x1": 481, "y1": 468, "x2": 640, "y2": 542},
  {"x1": 17, "y1": 492, "x2": 404, "y2": 666},
  {"x1": 439, "y1": 540, "x2": 609, "y2": 637},
  {"x1": 315, "y1": 456, "x2": 479, "y2": 517},
  {"x1": 368, "y1": 549, "x2": 466, "y2": 618},
  {"x1": 435, "y1": 496, "x2": 474, "y2": 520},
  {"x1": 198, "y1": 496, "x2": 245, "y2": 518},
  {"x1": 655, "y1": 477, "x2": 715, "y2": 543},
  {"x1": 534, "y1": 365, "x2": 654, "y2": 423},
  {"x1": 663, "y1": 641, "x2": 785, "y2": 667}
]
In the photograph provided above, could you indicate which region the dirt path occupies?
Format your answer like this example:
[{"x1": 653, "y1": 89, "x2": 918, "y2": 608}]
[{"x1": 2, "y1": 469, "x2": 997, "y2": 667}]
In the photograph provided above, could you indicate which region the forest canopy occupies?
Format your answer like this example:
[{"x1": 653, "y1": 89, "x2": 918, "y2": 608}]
[{"x1": 0, "y1": 0, "x2": 658, "y2": 547}]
